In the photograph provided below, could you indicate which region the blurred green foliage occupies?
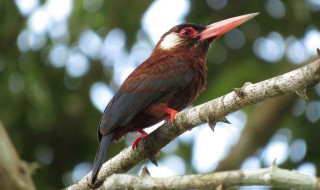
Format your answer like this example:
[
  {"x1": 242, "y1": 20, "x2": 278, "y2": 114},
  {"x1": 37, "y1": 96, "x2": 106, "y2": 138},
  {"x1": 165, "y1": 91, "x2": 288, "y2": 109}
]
[{"x1": 1, "y1": 0, "x2": 320, "y2": 189}]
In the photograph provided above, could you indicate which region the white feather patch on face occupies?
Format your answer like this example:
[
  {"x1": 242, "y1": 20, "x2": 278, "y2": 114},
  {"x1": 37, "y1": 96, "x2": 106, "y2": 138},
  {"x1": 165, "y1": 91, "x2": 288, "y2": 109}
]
[{"x1": 159, "y1": 33, "x2": 183, "y2": 50}]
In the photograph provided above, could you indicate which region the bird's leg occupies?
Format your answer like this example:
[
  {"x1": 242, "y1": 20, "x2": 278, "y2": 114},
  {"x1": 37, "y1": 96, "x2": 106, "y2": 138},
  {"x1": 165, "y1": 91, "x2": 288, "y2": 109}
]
[
  {"x1": 132, "y1": 129, "x2": 148, "y2": 149},
  {"x1": 164, "y1": 107, "x2": 178, "y2": 122},
  {"x1": 132, "y1": 129, "x2": 160, "y2": 166}
]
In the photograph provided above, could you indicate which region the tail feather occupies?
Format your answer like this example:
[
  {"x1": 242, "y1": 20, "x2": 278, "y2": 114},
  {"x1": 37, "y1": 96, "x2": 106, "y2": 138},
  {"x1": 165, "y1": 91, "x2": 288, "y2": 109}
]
[{"x1": 91, "y1": 132, "x2": 115, "y2": 184}]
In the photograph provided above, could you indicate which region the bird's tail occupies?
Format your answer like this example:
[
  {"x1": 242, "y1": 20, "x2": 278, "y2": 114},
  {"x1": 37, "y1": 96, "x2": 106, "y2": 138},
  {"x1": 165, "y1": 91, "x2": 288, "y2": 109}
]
[{"x1": 91, "y1": 132, "x2": 115, "y2": 184}]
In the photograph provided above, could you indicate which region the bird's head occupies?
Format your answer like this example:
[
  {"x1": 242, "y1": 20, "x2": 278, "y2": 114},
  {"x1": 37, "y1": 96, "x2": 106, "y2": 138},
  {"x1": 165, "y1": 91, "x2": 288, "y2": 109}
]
[{"x1": 154, "y1": 13, "x2": 259, "y2": 57}]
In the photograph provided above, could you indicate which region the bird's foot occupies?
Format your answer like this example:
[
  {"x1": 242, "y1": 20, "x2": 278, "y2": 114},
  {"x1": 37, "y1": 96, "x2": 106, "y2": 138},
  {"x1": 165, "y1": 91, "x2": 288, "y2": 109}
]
[
  {"x1": 132, "y1": 130, "x2": 160, "y2": 165},
  {"x1": 132, "y1": 129, "x2": 148, "y2": 149},
  {"x1": 164, "y1": 108, "x2": 178, "y2": 122}
]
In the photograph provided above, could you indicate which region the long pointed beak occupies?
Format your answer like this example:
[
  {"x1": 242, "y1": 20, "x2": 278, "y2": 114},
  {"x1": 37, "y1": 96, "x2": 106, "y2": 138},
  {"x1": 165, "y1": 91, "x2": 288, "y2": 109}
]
[{"x1": 199, "y1": 13, "x2": 259, "y2": 41}]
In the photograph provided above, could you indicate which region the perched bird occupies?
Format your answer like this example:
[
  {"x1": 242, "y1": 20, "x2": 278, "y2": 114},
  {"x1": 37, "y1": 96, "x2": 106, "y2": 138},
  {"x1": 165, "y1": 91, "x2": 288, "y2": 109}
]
[{"x1": 91, "y1": 13, "x2": 258, "y2": 183}]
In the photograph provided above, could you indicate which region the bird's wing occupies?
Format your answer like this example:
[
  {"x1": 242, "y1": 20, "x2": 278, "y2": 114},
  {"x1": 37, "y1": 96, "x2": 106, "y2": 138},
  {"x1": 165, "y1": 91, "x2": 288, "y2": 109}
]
[{"x1": 99, "y1": 55, "x2": 195, "y2": 135}]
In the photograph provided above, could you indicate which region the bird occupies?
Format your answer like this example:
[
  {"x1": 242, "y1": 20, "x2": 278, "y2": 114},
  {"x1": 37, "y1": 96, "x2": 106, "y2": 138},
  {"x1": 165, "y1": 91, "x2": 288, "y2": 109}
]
[{"x1": 91, "y1": 12, "x2": 259, "y2": 184}]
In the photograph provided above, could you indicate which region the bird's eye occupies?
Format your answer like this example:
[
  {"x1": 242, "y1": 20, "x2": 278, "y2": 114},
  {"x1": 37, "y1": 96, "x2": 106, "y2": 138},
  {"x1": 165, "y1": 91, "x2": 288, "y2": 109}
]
[{"x1": 179, "y1": 27, "x2": 196, "y2": 38}]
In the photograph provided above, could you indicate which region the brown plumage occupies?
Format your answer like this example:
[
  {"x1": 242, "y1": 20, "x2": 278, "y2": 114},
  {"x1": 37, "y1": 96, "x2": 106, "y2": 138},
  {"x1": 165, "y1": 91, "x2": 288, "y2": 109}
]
[{"x1": 91, "y1": 13, "x2": 258, "y2": 184}]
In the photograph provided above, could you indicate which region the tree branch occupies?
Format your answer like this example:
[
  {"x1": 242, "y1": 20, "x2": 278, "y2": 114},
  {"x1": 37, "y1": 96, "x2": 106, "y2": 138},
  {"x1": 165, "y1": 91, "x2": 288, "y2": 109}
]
[
  {"x1": 65, "y1": 58, "x2": 320, "y2": 190},
  {"x1": 100, "y1": 163, "x2": 320, "y2": 189},
  {"x1": 0, "y1": 121, "x2": 36, "y2": 190}
]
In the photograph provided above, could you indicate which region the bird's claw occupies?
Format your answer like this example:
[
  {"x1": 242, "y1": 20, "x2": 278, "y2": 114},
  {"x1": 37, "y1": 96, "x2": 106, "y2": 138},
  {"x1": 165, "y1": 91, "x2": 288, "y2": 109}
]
[
  {"x1": 132, "y1": 129, "x2": 148, "y2": 149},
  {"x1": 131, "y1": 130, "x2": 160, "y2": 166},
  {"x1": 164, "y1": 108, "x2": 178, "y2": 122},
  {"x1": 132, "y1": 136, "x2": 144, "y2": 149}
]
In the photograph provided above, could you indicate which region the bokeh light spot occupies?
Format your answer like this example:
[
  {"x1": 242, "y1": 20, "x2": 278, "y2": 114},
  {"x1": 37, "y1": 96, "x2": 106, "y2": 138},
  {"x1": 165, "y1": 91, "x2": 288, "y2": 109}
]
[
  {"x1": 266, "y1": 0, "x2": 286, "y2": 18},
  {"x1": 291, "y1": 98, "x2": 307, "y2": 117},
  {"x1": 161, "y1": 155, "x2": 186, "y2": 175},
  {"x1": 17, "y1": 30, "x2": 29, "y2": 52},
  {"x1": 45, "y1": 0, "x2": 72, "y2": 21},
  {"x1": 306, "y1": 0, "x2": 320, "y2": 11},
  {"x1": 305, "y1": 101, "x2": 320, "y2": 123},
  {"x1": 253, "y1": 32, "x2": 284, "y2": 63},
  {"x1": 66, "y1": 52, "x2": 90, "y2": 78},
  {"x1": 17, "y1": 30, "x2": 47, "y2": 52},
  {"x1": 224, "y1": 28, "x2": 245, "y2": 50},
  {"x1": 15, "y1": 0, "x2": 39, "y2": 16},
  {"x1": 35, "y1": 145, "x2": 54, "y2": 165},
  {"x1": 100, "y1": 28, "x2": 126, "y2": 66},
  {"x1": 83, "y1": 0, "x2": 103, "y2": 12},
  {"x1": 206, "y1": 0, "x2": 227, "y2": 10},
  {"x1": 241, "y1": 156, "x2": 261, "y2": 169},
  {"x1": 62, "y1": 172, "x2": 73, "y2": 187},
  {"x1": 142, "y1": 0, "x2": 190, "y2": 44},
  {"x1": 192, "y1": 111, "x2": 247, "y2": 173},
  {"x1": 29, "y1": 32, "x2": 47, "y2": 51},
  {"x1": 303, "y1": 28, "x2": 320, "y2": 57},
  {"x1": 192, "y1": 125, "x2": 219, "y2": 172},
  {"x1": 297, "y1": 162, "x2": 317, "y2": 175},
  {"x1": 79, "y1": 30, "x2": 103, "y2": 60},
  {"x1": 147, "y1": 155, "x2": 186, "y2": 177},
  {"x1": 28, "y1": 7, "x2": 49, "y2": 34},
  {"x1": 72, "y1": 162, "x2": 92, "y2": 182},
  {"x1": 90, "y1": 82, "x2": 114, "y2": 112},
  {"x1": 178, "y1": 130, "x2": 194, "y2": 145},
  {"x1": 290, "y1": 139, "x2": 306, "y2": 163},
  {"x1": 49, "y1": 45, "x2": 69, "y2": 68},
  {"x1": 9, "y1": 73, "x2": 25, "y2": 93},
  {"x1": 286, "y1": 37, "x2": 308, "y2": 65},
  {"x1": 162, "y1": 139, "x2": 179, "y2": 153},
  {"x1": 261, "y1": 128, "x2": 291, "y2": 166},
  {"x1": 49, "y1": 21, "x2": 70, "y2": 44},
  {"x1": 130, "y1": 41, "x2": 152, "y2": 67}
]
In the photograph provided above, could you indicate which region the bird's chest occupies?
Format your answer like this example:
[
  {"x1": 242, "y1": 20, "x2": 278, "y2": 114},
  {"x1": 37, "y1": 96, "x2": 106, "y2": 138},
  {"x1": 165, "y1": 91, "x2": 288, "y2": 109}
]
[{"x1": 169, "y1": 59, "x2": 207, "y2": 110}]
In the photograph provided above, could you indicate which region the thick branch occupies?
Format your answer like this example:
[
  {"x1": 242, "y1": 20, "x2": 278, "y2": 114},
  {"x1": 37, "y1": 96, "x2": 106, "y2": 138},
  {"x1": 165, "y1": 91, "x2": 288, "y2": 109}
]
[
  {"x1": 0, "y1": 121, "x2": 36, "y2": 190},
  {"x1": 66, "y1": 59, "x2": 320, "y2": 190},
  {"x1": 101, "y1": 163, "x2": 320, "y2": 189}
]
